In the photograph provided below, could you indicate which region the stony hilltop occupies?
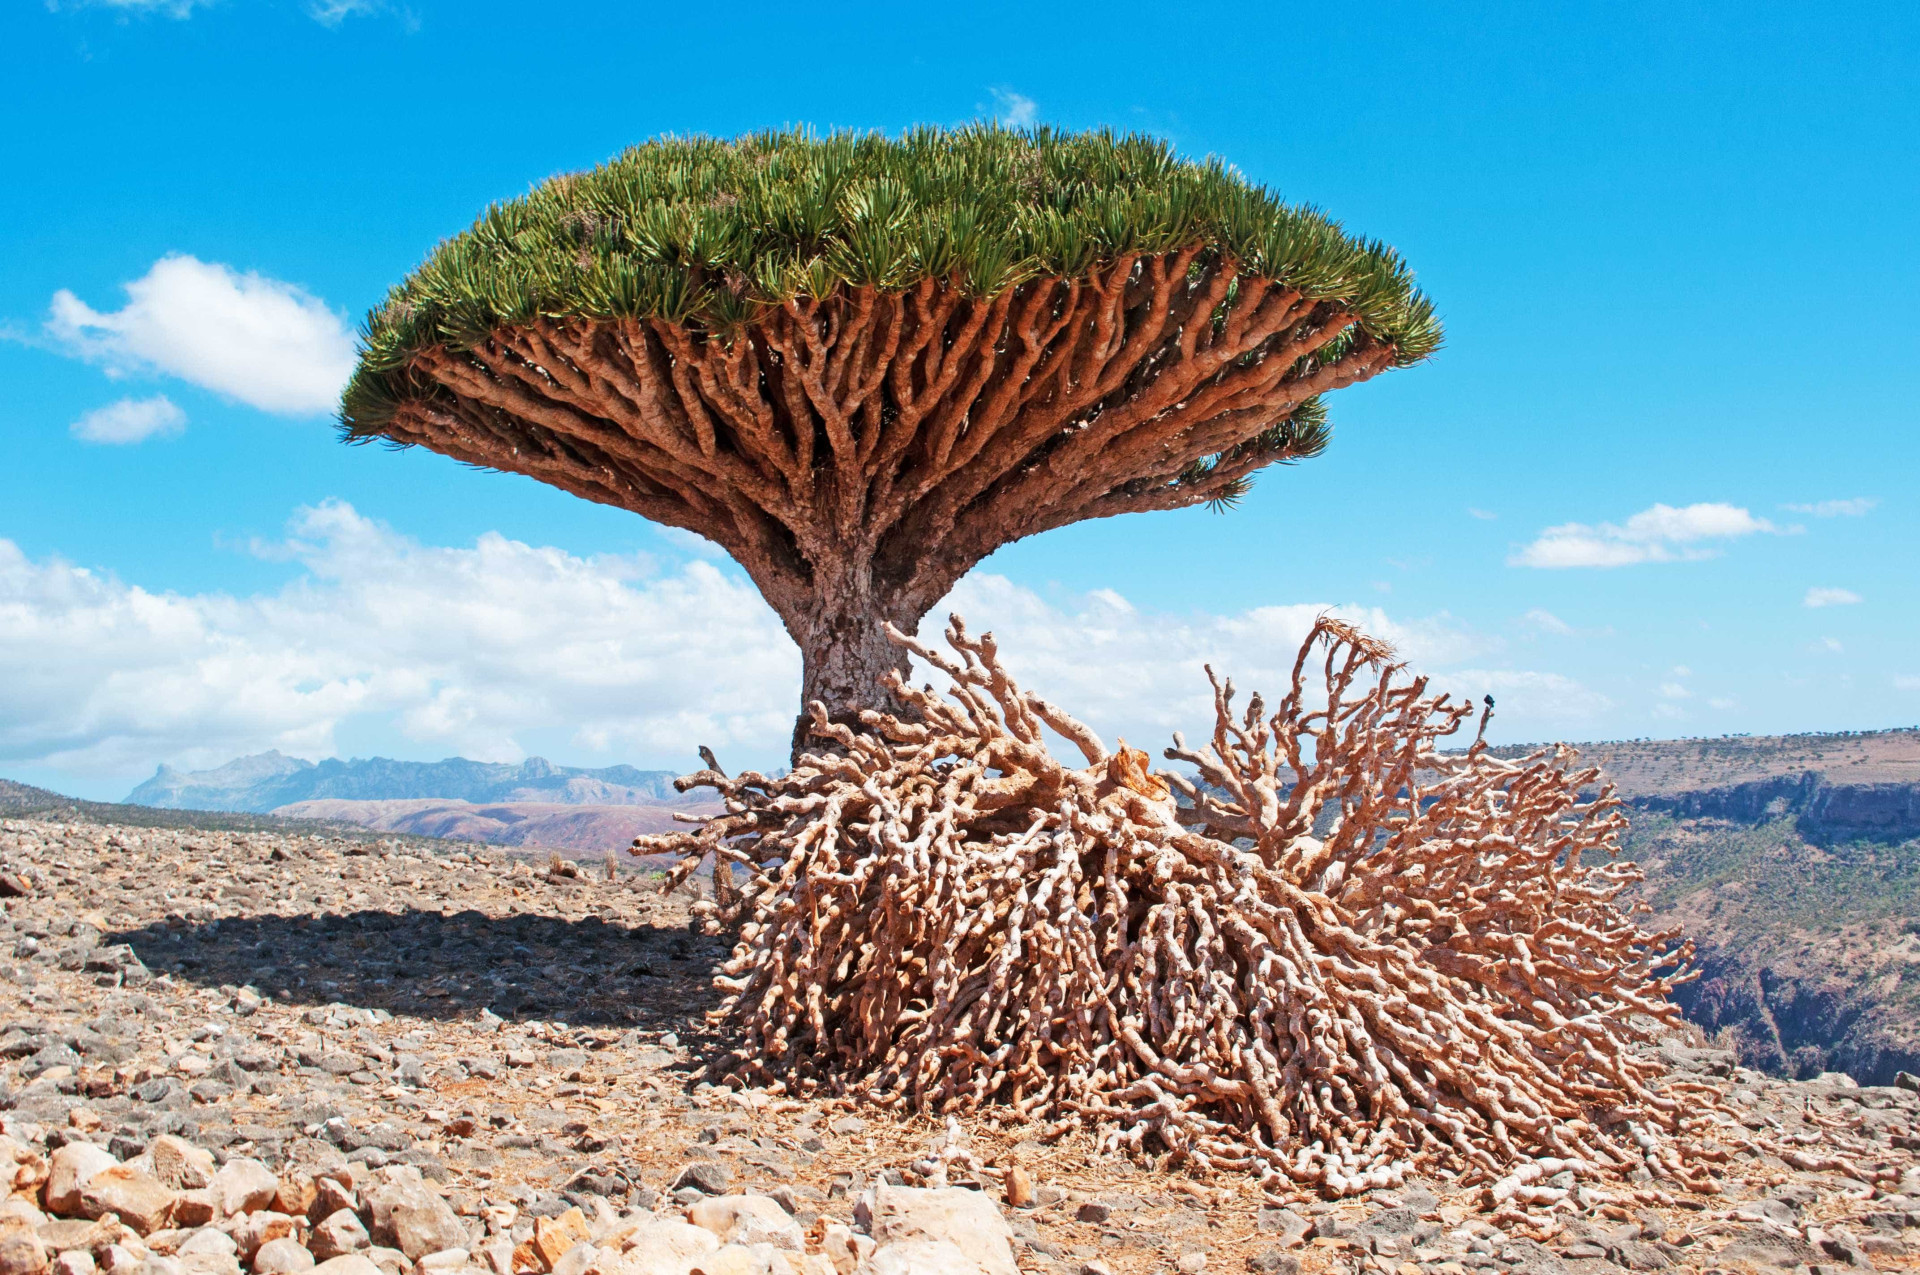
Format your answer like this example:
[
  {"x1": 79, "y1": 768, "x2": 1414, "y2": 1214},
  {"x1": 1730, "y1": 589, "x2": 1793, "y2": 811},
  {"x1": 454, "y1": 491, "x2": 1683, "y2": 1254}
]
[
  {"x1": 123, "y1": 756, "x2": 697, "y2": 817},
  {"x1": 3, "y1": 810, "x2": 1920, "y2": 1275},
  {"x1": 1483, "y1": 731, "x2": 1920, "y2": 1089}
]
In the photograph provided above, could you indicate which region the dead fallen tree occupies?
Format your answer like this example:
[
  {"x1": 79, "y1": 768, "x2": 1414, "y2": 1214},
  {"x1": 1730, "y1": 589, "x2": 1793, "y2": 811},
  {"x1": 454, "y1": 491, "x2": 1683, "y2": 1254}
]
[{"x1": 635, "y1": 616, "x2": 1729, "y2": 1198}]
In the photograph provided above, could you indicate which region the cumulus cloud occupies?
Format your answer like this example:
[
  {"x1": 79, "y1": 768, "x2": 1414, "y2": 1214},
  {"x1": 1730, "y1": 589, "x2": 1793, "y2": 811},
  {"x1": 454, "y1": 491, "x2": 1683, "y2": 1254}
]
[
  {"x1": 46, "y1": 255, "x2": 355, "y2": 415},
  {"x1": 929, "y1": 576, "x2": 1606, "y2": 744},
  {"x1": 0, "y1": 504, "x2": 796, "y2": 776},
  {"x1": 70, "y1": 395, "x2": 185, "y2": 444},
  {"x1": 1803, "y1": 587, "x2": 1862, "y2": 608},
  {"x1": 1785, "y1": 498, "x2": 1877, "y2": 518},
  {"x1": 2, "y1": 508, "x2": 1608, "y2": 782},
  {"x1": 989, "y1": 88, "x2": 1038, "y2": 127},
  {"x1": 1510, "y1": 502, "x2": 1779, "y2": 568}
]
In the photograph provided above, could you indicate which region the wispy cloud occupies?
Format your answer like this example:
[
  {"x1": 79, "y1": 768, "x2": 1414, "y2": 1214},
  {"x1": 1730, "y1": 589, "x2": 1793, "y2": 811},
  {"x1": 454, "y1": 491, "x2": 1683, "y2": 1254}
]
[
  {"x1": 54, "y1": 0, "x2": 391, "y2": 22},
  {"x1": 1896, "y1": 676, "x2": 1920, "y2": 692},
  {"x1": 1510, "y1": 502, "x2": 1779, "y2": 568},
  {"x1": 44, "y1": 255, "x2": 354, "y2": 416},
  {"x1": 1467, "y1": 508, "x2": 1497, "y2": 521},
  {"x1": 1803, "y1": 586, "x2": 1862, "y2": 608},
  {"x1": 988, "y1": 88, "x2": 1038, "y2": 128},
  {"x1": 1784, "y1": 497, "x2": 1877, "y2": 518},
  {"x1": 308, "y1": 0, "x2": 378, "y2": 23},
  {"x1": 1522, "y1": 608, "x2": 1572, "y2": 635},
  {"x1": 1811, "y1": 637, "x2": 1844, "y2": 654},
  {"x1": 70, "y1": 395, "x2": 185, "y2": 444},
  {"x1": 48, "y1": 0, "x2": 212, "y2": 17}
]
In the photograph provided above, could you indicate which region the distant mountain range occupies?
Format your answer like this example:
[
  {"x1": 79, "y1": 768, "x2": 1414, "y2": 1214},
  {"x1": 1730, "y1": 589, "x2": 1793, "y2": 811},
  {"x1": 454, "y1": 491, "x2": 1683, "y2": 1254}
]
[{"x1": 124, "y1": 751, "x2": 696, "y2": 813}]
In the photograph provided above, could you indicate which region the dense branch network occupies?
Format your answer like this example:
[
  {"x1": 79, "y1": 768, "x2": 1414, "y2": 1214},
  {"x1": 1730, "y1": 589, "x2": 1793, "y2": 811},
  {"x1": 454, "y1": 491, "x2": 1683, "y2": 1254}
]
[
  {"x1": 377, "y1": 257, "x2": 1379, "y2": 624},
  {"x1": 634, "y1": 617, "x2": 1734, "y2": 1200}
]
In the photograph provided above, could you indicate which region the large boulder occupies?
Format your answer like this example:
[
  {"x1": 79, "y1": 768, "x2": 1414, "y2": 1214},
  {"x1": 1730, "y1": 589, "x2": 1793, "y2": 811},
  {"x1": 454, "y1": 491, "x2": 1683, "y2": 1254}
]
[
  {"x1": 687, "y1": 1200, "x2": 802, "y2": 1253},
  {"x1": 0, "y1": 1216, "x2": 48, "y2": 1275},
  {"x1": 310, "y1": 1258, "x2": 384, "y2": 1275},
  {"x1": 865, "y1": 1243, "x2": 978, "y2": 1275},
  {"x1": 175, "y1": 1228, "x2": 240, "y2": 1275},
  {"x1": 209, "y1": 1161, "x2": 278, "y2": 1219},
  {"x1": 525, "y1": 1209, "x2": 592, "y2": 1272},
  {"x1": 855, "y1": 1188, "x2": 1014, "y2": 1275},
  {"x1": 148, "y1": 1140, "x2": 214, "y2": 1193},
  {"x1": 687, "y1": 1248, "x2": 791, "y2": 1275},
  {"x1": 310, "y1": 1211, "x2": 371, "y2": 1262},
  {"x1": 364, "y1": 1169, "x2": 465, "y2": 1262},
  {"x1": 589, "y1": 1220, "x2": 720, "y2": 1275},
  {"x1": 78, "y1": 1166, "x2": 176, "y2": 1235},
  {"x1": 45, "y1": 1144, "x2": 119, "y2": 1216},
  {"x1": 252, "y1": 1240, "x2": 316, "y2": 1275}
]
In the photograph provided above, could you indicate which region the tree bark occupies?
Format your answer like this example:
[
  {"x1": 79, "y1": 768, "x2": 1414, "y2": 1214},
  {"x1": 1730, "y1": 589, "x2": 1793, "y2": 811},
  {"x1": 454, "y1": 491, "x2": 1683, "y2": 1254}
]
[
  {"x1": 782, "y1": 566, "x2": 919, "y2": 761},
  {"x1": 375, "y1": 271, "x2": 1409, "y2": 765}
]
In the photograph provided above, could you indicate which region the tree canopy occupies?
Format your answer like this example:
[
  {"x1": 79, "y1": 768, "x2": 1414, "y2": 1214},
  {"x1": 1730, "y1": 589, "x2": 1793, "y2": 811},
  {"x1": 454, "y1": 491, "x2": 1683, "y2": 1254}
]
[
  {"x1": 343, "y1": 126, "x2": 1437, "y2": 435},
  {"x1": 339, "y1": 126, "x2": 1441, "y2": 744}
]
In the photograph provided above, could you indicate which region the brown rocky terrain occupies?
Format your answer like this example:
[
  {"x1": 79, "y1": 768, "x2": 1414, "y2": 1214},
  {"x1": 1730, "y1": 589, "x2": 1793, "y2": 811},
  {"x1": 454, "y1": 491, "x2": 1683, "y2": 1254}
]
[
  {"x1": 1492, "y1": 730, "x2": 1920, "y2": 799},
  {"x1": 4, "y1": 811, "x2": 1920, "y2": 1275},
  {"x1": 263, "y1": 803, "x2": 719, "y2": 857},
  {"x1": 1477, "y1": 731, "x2": 1920, "y2": 1088}
]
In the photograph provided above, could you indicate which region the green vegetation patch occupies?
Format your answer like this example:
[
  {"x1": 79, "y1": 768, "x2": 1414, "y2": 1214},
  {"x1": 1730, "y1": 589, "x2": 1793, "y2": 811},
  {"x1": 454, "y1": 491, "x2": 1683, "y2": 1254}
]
[
  {"x1": 1629, "y1": 811, "x2": 1920, "y2": 932},
  {"x1": 344, "y1": 126, "x2": 1440, "y2": 434}
]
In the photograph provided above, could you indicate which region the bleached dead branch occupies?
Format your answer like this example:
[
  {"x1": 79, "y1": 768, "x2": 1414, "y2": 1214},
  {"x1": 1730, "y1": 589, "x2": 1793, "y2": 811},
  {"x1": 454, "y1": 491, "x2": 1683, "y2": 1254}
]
[{"x1": 634, "y1": 616, "x2": 1724, "y2": 1198}]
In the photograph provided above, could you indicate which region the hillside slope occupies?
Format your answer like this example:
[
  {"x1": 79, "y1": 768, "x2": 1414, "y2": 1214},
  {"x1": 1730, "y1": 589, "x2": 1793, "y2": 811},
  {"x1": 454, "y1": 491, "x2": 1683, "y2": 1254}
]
[
  {"x1": 125, "y1": 750, "x2": 694, "y2": 812},
  {"x1": 1625, "y1": 808, "x2": 1920, "y2": 1084},
  {"x1": 269, "y1": 796, "x2": 719, "y2": 852}
]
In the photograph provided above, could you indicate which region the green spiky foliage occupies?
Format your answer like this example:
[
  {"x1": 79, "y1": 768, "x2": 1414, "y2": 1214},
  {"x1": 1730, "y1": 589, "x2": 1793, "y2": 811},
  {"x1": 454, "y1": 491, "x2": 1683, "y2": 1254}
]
[{"x1": 339, "y1": 126, "x2": 1440, "y2": 751}]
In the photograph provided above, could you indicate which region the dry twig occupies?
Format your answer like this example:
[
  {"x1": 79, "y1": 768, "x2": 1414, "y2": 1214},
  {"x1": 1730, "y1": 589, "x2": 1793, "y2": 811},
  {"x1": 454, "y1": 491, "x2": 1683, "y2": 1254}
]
[{"x1": 635, "y1": 616, "x2": 1723, "y2": 1198}]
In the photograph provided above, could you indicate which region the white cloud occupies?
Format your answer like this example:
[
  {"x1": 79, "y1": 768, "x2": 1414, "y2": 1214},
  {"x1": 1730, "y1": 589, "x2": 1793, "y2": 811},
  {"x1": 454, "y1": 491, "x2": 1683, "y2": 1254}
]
[
  {"x1": 1708, "y1": 696, "x2": 1738, "y2": 709},
  {"x1": 1811, "y1": 637, "x2": 1844, "y2": 654},
  {"x1": 50, "y1": 0, "x2": 210, "y2": 16},
  {"x1": 1523, "y1": 608, "x2": 1572, "y2": 635},
  {"x1": 70, "y1": 395, "x2": 185, "y2": 444},
  {"x1": 1785, "y1": 497, "x2": 1877, "y2": 518},
  {"x1": 1443, "y1": 669, "x2": 1612, "y2": 724},
  {"x1": 1659, "y1": 682, "x2": 1691, "y2": 700},
  {"x1": 1467, "y1": 508, "x2": 1497, "y2": 521},
  {"x1": 307, "y1": 0, "x2": 392, "y2": 24},
  {"x1": 1671, "y1": 665, "x2": 1692, "y2": 677},
  {"x1": 1896, "y1": 676, "x2": 1920, "y2": 692},
  {"x1": 0, "y1": 503, "x2": 796, "y2": 777},
  {"x1": 928, "y1": 576, "x2": 1606, "y2": 745},
  {"x1": 1, "y1": 511, "x2": 1610, "y2": 783},
  {"x1": 989, "y1": 89, "x2": 1038, "y2": 128},
  {"x1": 54, "y1": 0, "x2": 372, "y2": 21},
  {"x1": 1803, "y1": 586, "x2": 1862, "y2": 608},
  {"x1": 46, "y1": 255, "x2": 354, "y2": 415},
  {"x1": 1511, "y1": 502, "x2": 1779, "y2": 568},
  {"x1": 653, "y1": 526, "x2": 727, "y2": 559}
]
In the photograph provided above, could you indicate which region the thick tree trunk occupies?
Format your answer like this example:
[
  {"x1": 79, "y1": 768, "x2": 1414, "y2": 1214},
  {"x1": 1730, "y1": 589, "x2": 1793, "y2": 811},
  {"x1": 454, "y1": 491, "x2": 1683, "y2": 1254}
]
[{"x1": 783, "y1": 570, "x2": 920, "y2": 762}]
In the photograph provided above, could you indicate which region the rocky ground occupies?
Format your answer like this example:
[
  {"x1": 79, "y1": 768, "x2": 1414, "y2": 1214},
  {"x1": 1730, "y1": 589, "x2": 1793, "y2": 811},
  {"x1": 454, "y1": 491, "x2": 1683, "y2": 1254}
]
[{"x1": 3, "y1": 817, "x2": 1920, "y2": 1275}]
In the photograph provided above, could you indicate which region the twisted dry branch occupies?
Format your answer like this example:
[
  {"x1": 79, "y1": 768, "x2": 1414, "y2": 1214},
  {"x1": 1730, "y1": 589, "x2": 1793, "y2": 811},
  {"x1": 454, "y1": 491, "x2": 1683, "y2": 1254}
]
[{"x1": 634, "y1": 616, "x2": 1728, "y2": 1198}]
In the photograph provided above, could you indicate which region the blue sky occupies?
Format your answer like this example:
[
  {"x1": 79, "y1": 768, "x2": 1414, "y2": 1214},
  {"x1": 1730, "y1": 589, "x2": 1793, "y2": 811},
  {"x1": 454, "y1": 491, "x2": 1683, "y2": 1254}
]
[{"x1": 3, "y1": 0, "x2": 1916, "y2": 799}]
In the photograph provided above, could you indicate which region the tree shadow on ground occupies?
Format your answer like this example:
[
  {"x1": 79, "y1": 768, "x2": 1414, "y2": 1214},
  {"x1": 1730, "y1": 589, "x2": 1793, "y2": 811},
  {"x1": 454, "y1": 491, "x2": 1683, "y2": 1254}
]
[{"x1": 108, "y1": 908, "x2": 726, "y2": 1030}]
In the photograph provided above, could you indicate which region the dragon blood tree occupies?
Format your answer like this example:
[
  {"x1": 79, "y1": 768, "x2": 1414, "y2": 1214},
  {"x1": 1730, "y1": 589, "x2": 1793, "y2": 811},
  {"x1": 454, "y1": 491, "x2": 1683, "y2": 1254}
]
[{"x1": 341, "y1": 127, "x2": 1440, "y2": 752}]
